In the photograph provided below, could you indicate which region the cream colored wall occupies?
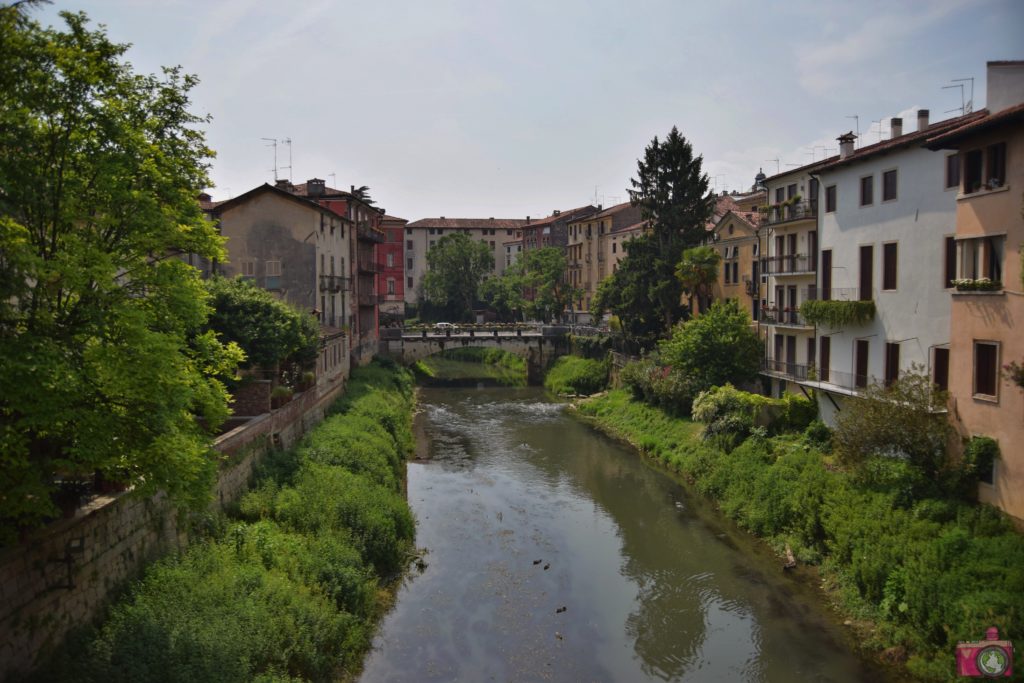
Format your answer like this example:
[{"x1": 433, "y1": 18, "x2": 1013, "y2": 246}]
[{"x1": 948, "y1": 126, "x2": 1024, "y2": 522}]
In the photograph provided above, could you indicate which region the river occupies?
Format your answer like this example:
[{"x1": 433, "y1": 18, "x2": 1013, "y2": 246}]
[{"x1": 359, "y1": 386, "x2": 886, "y2": 682}]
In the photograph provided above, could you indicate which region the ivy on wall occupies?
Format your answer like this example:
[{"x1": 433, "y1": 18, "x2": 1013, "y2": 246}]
[{"x1": 799, "y1": 299, "x2": 876, "y2": 327}]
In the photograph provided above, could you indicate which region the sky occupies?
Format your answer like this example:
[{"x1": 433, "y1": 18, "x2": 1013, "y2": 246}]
[{"x1": 37, "y1": 0, "x2": 1024, "y2": 220}]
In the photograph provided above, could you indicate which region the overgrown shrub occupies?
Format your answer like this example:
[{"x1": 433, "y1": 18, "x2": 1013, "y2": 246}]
[
  {"x1": 619, "y1": 356, "x2": 697, "y2": 414},
  {"x1": 544, "y1": 355, "x2": 608, "y2": 395},
  {"x1": 803, "y1": 419, "x2": 832, "y2": 453},
  {"x1": 692, "y1": 384, "x2": 816, "y2": 449}
]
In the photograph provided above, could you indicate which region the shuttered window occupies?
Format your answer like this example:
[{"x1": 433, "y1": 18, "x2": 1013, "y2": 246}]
[{"x1": 882, "y1": 243, "x2": 898, "y2": 290}]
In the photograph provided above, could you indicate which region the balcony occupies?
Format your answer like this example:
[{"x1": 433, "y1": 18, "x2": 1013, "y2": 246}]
[
  {"x1": 357, "y1": 290, "x2": 377, "y2": 307},
  {"x1": 761, "y1": 358, "x2": 812, "y2": 381},
  {"x1": 357, "y1": 259, "x2": 380, "y2": 274},
  {"x1": 765, "y1": 254, "x2": 816, "y2": 276},
  {"x1": 319, "y1": 274, "x2": 351, "y2": 293},
  {"x1": 760, "y1": 308, "x2": 813, "y2": 329},
  {"x1": 357, "y1": 223, "x2": 386, "y2": 243},
  {"x1": 745, "y1": 279, "x2": 759, "y2": 296},
  {"x1": 804, "y1": 368, "x2": 876, "y2": 393},
  {"x1": 762, "y1": 200, "x2": 817, "y2": 226}
]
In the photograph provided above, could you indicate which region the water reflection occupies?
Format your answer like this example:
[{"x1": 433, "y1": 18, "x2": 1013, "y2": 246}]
[{"x1": 360, "y1": 388, "x2": 883, "y2": 682}]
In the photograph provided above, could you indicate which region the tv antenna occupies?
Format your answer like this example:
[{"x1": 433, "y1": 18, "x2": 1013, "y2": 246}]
[
  {"x1": 713, "y1": 174, "x2": 727, "y2": 192},
  {"x1": 260, "y1": 137, "x2": 278, "y2": 181},
  {"x1": 871, "y1": 119, "x2": 884, "y2": 143},
  {"x1": 329, "y1": 173, "x2": 337, "y2": 188},
  {"x1": 846, "y1": 115, "x2": 860, "y2": 146},
  {"x1": 944, "y1": 77, "x2": 974, "y2": 115},
  {"x1": 765, "y1": 158, "x2": 780, "y2": 174},
  {"x1": 280, "y1": 137, "x2": 293, "y2": 183},
  {"x1": 954, "y1": 77, "x2": 974, "y2": 113}
]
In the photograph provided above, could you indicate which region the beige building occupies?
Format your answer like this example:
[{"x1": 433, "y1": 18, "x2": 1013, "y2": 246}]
[
  {"x1": 207, "y1": 183, "x2": 351, "y2": 388},
  {"x1": 566, "y1": 202, "x2": 643, "y2": 318},
  {"x1": 709, "y1": 210, "x2": 763, "y2": 322},
  {"x1": 757, "y1": 164, "x2": 826, "y2": 394},
  {"x1": 925, "y1": 60, "x2": 1024, "y2": 522},
  {"x1": 403, "y1": 217, "x2": 529, "y2": 306}
]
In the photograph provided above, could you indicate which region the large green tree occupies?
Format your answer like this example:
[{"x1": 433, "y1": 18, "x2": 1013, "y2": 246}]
[
  {"x1": 592, "y1": 127, "x2": 713, "y2": 346},
  {"x1": 204, "y1": 277, "x2": 319, "y2": 372},
  {"x1": 483, "y1": 247, "x2": 573, "y2": 323},
  {"x1": 422, "y1": 232, "x2": 493, "y2": 321},
  {"x1": 0, "y1": 8, "x2": 240, "y2": 540}
]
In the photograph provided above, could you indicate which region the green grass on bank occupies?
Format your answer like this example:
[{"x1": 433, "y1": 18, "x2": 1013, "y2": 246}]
[
  {"x1": 543, "y1": 355, "x2": 609, "y2": 396},
  {"x1": 413, "y1": 347, "x2": 527, "y2": 386},
  {"x1": 35, "y1": 361, "x2": 417, "y2": 683},
  {"x1": 576, "y1": 389, "x2": 1024, "y2": 682}
]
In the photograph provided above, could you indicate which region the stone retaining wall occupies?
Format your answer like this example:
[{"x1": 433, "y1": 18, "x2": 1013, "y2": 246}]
[{"x1": 0, "y1": 377, "x2": 347, "y2": 681}]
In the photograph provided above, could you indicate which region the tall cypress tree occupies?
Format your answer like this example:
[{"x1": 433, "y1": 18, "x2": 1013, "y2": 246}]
[{"x1": 593, "y1": 127, "x2": 713, "y2": 348}]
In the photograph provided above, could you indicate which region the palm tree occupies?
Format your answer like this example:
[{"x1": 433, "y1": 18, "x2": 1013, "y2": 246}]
[{"x1": 675, "y1": 245, "x2": 721, "y2": 315}]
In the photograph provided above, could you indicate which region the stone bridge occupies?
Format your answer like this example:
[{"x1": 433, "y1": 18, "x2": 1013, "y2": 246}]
[{"x1": 379, "y1": 326, "x2": 571, "y2": 384}]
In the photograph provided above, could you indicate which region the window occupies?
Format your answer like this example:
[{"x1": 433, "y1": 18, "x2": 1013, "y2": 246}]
[
  {"x1": 428, "y1": 228, "x2": 435, "y2": 235},
  {"x1": 945, "y1": 153, "x2": 960, "y2": 190},
  {"x1": 987, "y1": 142, "x2": 1006, "y2": 186},
  {"x1": 775, "y1": 187, "x2": 785, "y2": 203},
  {"x1": 387, "y1": 278, "x2": 395, "y2": 295},
  {"x1": 787, "y1": 183, "x2": 797, "y2": 199},
  {"x1": 407, "y1": 240, "x2": 413, "y2": 250},
  {"x1": 406, "y1": 227, "x2": 412, "y2": 235},
  {"x1": 329, "y1": 255, "x2": 335, "y2": 275},
  {"x1": 732, "y1": 262, "x2": 738, "y2": 284},
  {"x1": 885, "y1": 342, "x2": 900, "y2": 386},
  {"x1": 265, "y1": 260, "x2": 281, "y2": 276},
  {"x1": 944, "y1": 236, "x2": 956, "y2": 288},
  {"x1": 612, "y1": 242, "x2": 617, "y2": 254},
  {"x1": 407, "y1": 276, "x2": 413, "y2": 288},
  {"x1": 855, "y1": 339, "x2": 870, "y2": 389},
  {"x1": 859, "y1": 245, "x2": 873, "y2": 300},
  {"x1": 974, "y1": 341, "x2": 999, "y2": 398},
  {"x1": 882, "y1": 170, "x2": 898, "y2": 201},
  {"x1": 882, "y1": 242, "x2": 897, "y2": 290},
  {"x1": 958, "y1": 235, "x2": 1005, "y2": 282},
  {"x1": 825, "y1": 185, "x2": 837, "y2": 212},
  {"x1": 386, "y1": 253, "x2": 394, "y2": 268},
  {"x1": 406, "y1": 257, "x2": 413, "y2": 270},
  {"x1": 964, "y1": 149, "x2": 984, "y2": 192},
  {"x1": 820, "y1": 337, "x2": 830, "y2": 382},
  {"x1": 507, "y1": 229, "x2": 512, "y2": 235},
  {"x1": 859, "y1": 175, "x2": 873, "y2": 206},
  {"x1": 241, "y1": 260, "x2": 256, "y2": 277},
  {"x1": 933, "y1": 347, "x2": 950, "y2": 392},
  {"x1": 821, "y1": 249, "x2": 832, "y2": 300}
]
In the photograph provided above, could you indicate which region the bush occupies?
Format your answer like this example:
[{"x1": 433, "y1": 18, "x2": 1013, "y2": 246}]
[
  {"x1": 803, "y1": 419, "x2": 832, "y2": 453},
  {"x1": 544, "y1": 355, "x2": 608, "y2": 395},
  {"x1": 620, "y1": 356, "x2": 697, "y2": 414},
  {"x1": 692, "y1": 385, "x2": 816, "y2": 449}
]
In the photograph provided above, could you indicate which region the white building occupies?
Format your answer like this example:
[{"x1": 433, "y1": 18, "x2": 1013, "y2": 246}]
[{"x1": 798, "y1": 109, "x2": 983, "y2": 424}]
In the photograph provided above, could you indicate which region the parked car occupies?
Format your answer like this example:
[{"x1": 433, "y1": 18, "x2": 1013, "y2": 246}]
[{"x1": 433, "y1": 322, "x2": 460, "y2": 332}]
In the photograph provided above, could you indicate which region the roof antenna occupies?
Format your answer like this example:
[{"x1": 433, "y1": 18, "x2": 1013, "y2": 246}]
[
  {"x1": 280, "y1": 137, "x2": 293, "y2": 183},
  {"x1": 953, "y1": 77, "x2": 975, "y2": 113},
  {"x1": 260, "y1": 137, "x2": 278, "y2": 181},
  {"x1": 765, "y1": 158, "x2": 780, "y2": 174},
  {"x1": 846, "y1": 115, "x2": 860, "y2": 147},
  {"x1": 329, "y1": 173, "x2": 337, "y2": 188}
]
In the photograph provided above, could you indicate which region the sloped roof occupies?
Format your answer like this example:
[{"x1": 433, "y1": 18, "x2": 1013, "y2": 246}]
[
  {"x1": 406, "y1": 217, "x2": 529, "y2": 229},
  {"x1": 207, "y1": 183, "x2": 339, "y2": 217},
  {"x1": 523, "y1": 205, "x2": 599, "y2": 228},
  {"x1": 925, "y1": 103, "x2": 1024, "y2": 149}
]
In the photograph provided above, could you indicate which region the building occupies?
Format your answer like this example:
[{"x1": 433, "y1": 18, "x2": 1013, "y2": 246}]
[
  {"x1": 207, "y1": 182, "x2": 351, "y2": 387},
  {"x1": 566, "y1": 202, "x2": 643, "y2": 318},
  {"x1": 288, "y1": 180, "x2": 387, "y2": 365},
  {"x1": 924, "y1": 60, "x2": 1024, "y2": 521},
  {"x1": 379, "y1": 215, "x2": 408, "y2": 324},
  {"x1": 503, "y1": 236, "x2": 523, "y2": 270},
  {"x1": 796, "y1": 108, "x2": 984, "y2": 419},
  {"x1": 403, "y1": 217, "x2": 529, "y2": 307},
  {"x1": 520, "y1": 205, "x2": 599, "y2": 254},
  {"x1": 709, "y1": 209, "x2": 763, "y2": 322},
  {"x1": 758, "y1": 161, "x2": 830, "y2": 394}
]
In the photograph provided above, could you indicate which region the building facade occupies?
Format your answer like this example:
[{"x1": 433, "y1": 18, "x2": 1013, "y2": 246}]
[
  {"x1": 710, "y1": 210, "x2": 763, "y2": 323},
  {"x1": 402, "y1": 217, "x2": 529, "y2": 306},
  {"x1": 566, "y1": 202, "x2": 643, "y2": 318},
  {"x1": 379, "y1": 215, "x2": 408, "y2": 324},
  {"x1": 925, "y1": 60, "x2": 1024, "y2": 521},
  {"x1": 797, "y1": 110, "x2": 982, "y2": 421}
]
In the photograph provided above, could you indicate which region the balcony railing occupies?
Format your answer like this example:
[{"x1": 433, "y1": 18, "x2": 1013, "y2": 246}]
[
  {"x1": 803, "y1": 287, "x2": 863, "y2": 302},
  {"x1": 357, "y1": 290, "x2": 378, "y2": 307},
  {"x1": 761, "y1": 358, "x2": 812, "y2": 381},
  {"x1": 765, "y1": 254, "x2": 816, "y2": 275},
  {"x1": 319, "y1": 275, "x2": 351, "y2": 293},
  {"x1": 811, "y1": 368, "x2": 877, "y2": 391},
  {"x1": 760, "y1": 309, "x2": 813, "y2": 327},
  {"x1": 357, "y1": 259, "x2": 380, "y2": 274},
  {"x1": 762, "y1": 200, "x2": 817, "y2": 225},
  {"x1": 356, "y1": 223, "x2": 386, "y2": 243}
]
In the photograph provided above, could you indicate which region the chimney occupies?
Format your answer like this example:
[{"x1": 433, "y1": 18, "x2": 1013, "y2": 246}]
[
  {"x1": 986, "y1": 61, "x2": 1024, "y2": 112},
  {"x1": 276, "y1": 178, "x2": 295, "y2": 191},
  {"x1": 890, "y1": 117, "x2": 903, "y2": 138},
  {"x1": 917, "y1": 109, "x2": 930, "y2": 131},
  {"x1": 553, "y1": 209, "x2": 560, "y2": 216},
  {"x1": 197, "y1": 192, "x2": 212, "y2": 202},
  {"x1": 526, "y1": 216, "x2": 530, "y2": 224},
  {"x1": 350, "y1": 185, "x2": 355, "y2": 194},
  {"x1": 440, "y1": 216, "x2": 445, "y2": 220},
  {"x1": 306, "y1": 178, "x2": 324, "y2": 197},
  {"x1": 838, "y1": 131, "x2": 857, "y2": 159},
  {"x1": 597, "y1": 204, "x2": 602, "y2": 211}
]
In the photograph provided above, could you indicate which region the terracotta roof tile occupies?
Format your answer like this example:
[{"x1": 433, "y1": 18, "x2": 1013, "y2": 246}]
[
  {"x1": 406, "y1": 217, "x2": 529, "y2": 230},
  {"x1": 925, "y1": 103, "x2": 1024, "y2": 149}
]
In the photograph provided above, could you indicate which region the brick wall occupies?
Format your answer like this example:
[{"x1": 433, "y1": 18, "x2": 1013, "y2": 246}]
[{"x1": 0, "y1": 380, "x2": 347, "y2": 681}]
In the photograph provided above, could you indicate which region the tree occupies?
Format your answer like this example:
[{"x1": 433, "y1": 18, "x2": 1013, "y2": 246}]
[
  {"x1": 0, "y1": 9, "x2": 240, "y2": 540},
  {"x1": 832, "y1": 367, "x2": 953, "y2": 495},
  {"x1": 675, "y1": 245, "x2": 720, "y2": 315},
  {"x1": 519, "y1": 247, "x2": 573, "y2": 322},
  {"x1": 590, "y1": 237, "x2": 671, "y2": 349},
  {"x1": 422, "y1": 232, "x2": 493, "y2": 321},
  {"x1": 204, "y1": 277, "x2": 319, "y2": 373},
  {"x1": 480, "y1": 270, "x2": 525, "y2": 322},
  {"x1": 657, "y1": 299, "x2": 760, "y2": 397}
]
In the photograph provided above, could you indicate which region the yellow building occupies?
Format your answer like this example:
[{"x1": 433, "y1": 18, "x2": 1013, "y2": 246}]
[
  {"x1": 566, "y1": 202, "x2": 642, "y2": 319},
  {"x1": 709, "y1": 210, "x2": 763, "y2": 322}
]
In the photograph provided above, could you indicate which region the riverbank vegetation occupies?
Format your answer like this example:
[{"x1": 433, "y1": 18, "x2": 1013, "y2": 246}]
[
  {"x1": 575, "y1": 388, "x2": 1024, "y2": 681},
  {"x1": 412, "y1": 347, "x2": 527, "y2": 386},
  {"x1": 543, "y1": 355, "x2": 609, "y2": 396},
  {"x1": 35, "y1": 362, "x2": 417, "y2": 683}
]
